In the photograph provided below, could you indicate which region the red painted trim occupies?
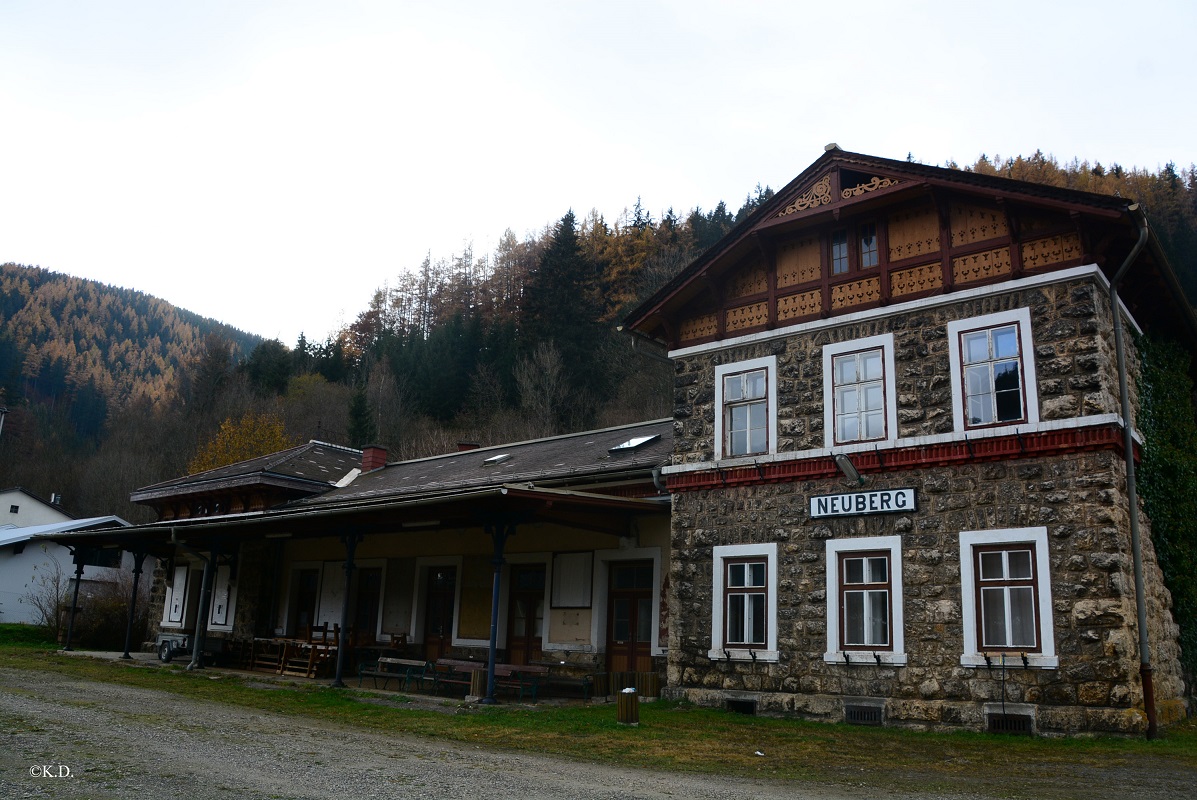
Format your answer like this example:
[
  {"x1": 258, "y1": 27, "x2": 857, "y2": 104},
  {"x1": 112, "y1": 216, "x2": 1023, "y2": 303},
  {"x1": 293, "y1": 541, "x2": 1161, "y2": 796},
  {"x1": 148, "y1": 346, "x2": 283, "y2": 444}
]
[{"x1": 665, "y1": 424, "x2": 1128, "y2": 492}]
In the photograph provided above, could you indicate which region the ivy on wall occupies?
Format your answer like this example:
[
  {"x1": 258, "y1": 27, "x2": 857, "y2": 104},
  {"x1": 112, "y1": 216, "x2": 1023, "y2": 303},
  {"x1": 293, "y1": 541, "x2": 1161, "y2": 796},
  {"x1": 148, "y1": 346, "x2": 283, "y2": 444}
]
[{"x1": 1136, "y1": 335, "x2": 1197, "y2": 681}]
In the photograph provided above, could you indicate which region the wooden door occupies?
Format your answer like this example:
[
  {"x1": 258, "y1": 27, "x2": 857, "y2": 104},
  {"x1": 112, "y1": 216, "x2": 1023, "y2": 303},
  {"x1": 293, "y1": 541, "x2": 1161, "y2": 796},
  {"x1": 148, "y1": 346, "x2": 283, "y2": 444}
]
[
  {"x1": 353, "y1": 567, "x2": 383, "y2": 644},
  {"x1": 506, "y1": 565, "x2": 545, "y2": 665},
  {"x1": 423, "y1": 566, "x2": 456, "y2": 661},
  {"x1": 606, "y1": 560, "x2": 654, "y2": 672},
  {"x1": 293, "y1": 568, "x2": 320, "y2": 635}
]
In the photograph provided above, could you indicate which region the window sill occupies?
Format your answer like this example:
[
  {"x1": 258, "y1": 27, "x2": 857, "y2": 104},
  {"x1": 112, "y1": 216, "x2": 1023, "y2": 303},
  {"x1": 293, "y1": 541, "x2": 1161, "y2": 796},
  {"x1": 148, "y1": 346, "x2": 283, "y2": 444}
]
[
  {"x1": 824, "y1": 651, "x2": 907, "y2": 666},
  {"x1": 960, "y1": 653, "x2": 1058, "y2": 669},
  {"x1": 708, "y1": 648, "x2": 778, "y2": 662}
]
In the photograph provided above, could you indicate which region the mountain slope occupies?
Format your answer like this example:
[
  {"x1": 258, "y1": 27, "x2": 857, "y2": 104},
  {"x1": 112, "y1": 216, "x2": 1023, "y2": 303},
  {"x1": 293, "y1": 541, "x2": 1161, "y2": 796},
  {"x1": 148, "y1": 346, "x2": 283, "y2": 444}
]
[{"x1": 0, "y1": 262, "x2": 261, "y2": 411}]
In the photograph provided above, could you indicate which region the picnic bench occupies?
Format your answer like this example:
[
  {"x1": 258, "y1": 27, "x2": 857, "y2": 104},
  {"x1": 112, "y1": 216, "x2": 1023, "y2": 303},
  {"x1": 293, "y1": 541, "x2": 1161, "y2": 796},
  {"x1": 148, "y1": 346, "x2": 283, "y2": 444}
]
[{"x1": 358, "y1": 657, "x2": 432, "y2": 691}]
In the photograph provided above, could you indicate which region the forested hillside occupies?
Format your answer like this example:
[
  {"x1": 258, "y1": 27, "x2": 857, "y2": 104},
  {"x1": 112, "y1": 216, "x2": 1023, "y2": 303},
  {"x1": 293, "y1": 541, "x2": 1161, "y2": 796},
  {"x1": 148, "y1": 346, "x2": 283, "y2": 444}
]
[
  {"x1": 0, "y1": 152, "x2": 1192, "y2": 524},
  {"x1": 0, "y1": 265, "x2": 262, "y2": 519},
  {"x1": 0, "y1": 265, "x2": 260, "y2": 413}
]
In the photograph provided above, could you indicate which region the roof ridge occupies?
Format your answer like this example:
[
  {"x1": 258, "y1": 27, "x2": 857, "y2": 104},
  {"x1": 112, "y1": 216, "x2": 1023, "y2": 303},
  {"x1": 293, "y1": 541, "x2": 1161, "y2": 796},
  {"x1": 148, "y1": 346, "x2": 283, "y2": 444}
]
[{"x1": 383, "y1": 418, "x2": 672, "y2": 468}]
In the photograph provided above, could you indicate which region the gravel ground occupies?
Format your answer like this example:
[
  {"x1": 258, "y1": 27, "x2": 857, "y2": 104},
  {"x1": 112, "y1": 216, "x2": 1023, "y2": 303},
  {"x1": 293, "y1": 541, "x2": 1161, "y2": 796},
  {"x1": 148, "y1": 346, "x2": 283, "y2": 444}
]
[
  {"x1": 0, "y1": 664, "x2": 877, "y2": 800},
  {"x1": 0, "y1": 659, "x2": 1190, "y2": 800}
]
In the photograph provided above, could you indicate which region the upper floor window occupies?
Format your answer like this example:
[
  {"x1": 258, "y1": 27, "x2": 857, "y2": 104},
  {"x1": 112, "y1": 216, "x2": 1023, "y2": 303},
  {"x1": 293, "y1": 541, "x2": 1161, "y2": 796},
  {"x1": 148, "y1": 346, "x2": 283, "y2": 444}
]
[
  {"x1": 859, "y1": 223, "x2": 879, "y2": 268},
  {"x1": 830, "y1": 222, "x2": 880, "y2": 276},
  {"x1": 822, "y1": 334, "x2": 897, "y2": 448},
  {"x1": 962, "y1": 324, "x2": 1023, "y2": 426},
  {"x1": 714, "y1": 356, "x2": 777, "y2": 461},
  {"x1": 947, "y1": 309, "x2": 1039, "y2": 432},
  {"x1": 724, "y1": 369, "x2": 767, "y2": 456},
  {"x1": 832, "y1": 230, "x2": 850, "y2": 274},
  {"x1": 832, "y1": 349, "x2": 886, "y2": 443}
]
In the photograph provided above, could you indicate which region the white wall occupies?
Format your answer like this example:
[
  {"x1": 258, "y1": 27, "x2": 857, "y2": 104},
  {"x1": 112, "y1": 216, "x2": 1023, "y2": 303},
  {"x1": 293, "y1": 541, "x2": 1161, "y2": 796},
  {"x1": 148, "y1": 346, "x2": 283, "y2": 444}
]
[
  {"x1": 0, "y1": 489, "x2": 71, "y2": 528},
  {"x1": 1, "y1": 541, "x2": 136, "y2": 626}
]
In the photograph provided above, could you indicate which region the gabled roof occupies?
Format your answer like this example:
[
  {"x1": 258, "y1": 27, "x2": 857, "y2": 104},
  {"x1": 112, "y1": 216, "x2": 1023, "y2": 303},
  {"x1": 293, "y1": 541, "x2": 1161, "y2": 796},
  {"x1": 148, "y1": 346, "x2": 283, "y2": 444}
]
[
  {"x1": 129, "y1": 440, "x2": 362, "y2": 504},
  {"x1": 78, "y1": 420, "x2": 672, "y2": 546},
  {"x1": 624, "y1": 147, "x2": 1168, "y2": 342},
  {"x1": 294, "y1": 418, "x2": 673, "y2": 509},
  {"x1": 0, "y1": 486, "x2": 72, "y2": 517},
  {"x1": 2, "y1": 515, "x2": 129, "y2": 548}
]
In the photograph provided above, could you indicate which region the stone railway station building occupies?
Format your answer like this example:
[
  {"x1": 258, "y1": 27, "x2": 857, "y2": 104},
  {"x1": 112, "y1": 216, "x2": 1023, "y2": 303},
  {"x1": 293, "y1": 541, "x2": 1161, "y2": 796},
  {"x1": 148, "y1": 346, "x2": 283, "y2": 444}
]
[
  {"x1": 48, "y1": 148, "x2": 1192, "y2": 735},
  {"x1": 623, "y1": 147, "x2": 1192, "y2": 735}
]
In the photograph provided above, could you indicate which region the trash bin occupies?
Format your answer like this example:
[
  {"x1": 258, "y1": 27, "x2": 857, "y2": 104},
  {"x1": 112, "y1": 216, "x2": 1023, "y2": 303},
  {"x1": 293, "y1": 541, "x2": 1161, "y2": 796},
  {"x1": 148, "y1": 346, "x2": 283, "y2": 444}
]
[{"x1": 617, "y1": 687, "x2": 639, "y2": 726}]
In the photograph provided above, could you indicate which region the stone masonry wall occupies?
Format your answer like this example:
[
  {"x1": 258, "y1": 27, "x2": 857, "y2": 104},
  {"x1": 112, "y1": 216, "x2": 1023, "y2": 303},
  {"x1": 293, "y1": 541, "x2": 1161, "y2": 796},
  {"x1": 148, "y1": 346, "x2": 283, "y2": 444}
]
[
  {"x1": 672, "y1": 276, "x2": 1128, "y2": 465},
  {"x1": 666, "y1": 273, "x2": 1185, "y2": 732},
  {"x1": 667, "y1": 451, "x2": 1186, "y2": 733}
]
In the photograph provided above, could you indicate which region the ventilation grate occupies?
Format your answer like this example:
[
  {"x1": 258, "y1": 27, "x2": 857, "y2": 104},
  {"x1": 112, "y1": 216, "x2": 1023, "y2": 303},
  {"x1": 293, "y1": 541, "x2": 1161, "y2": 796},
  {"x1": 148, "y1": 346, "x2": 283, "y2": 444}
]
[
  {"x1": 726, "y1": 699, "x2": 757, "y2": 716},
  {"x1": 987, "y1": 713, "x2": 1033, "y2": 735},
  {"x1": 844, "y1": 704, "x2": 883, "y2": 726}
]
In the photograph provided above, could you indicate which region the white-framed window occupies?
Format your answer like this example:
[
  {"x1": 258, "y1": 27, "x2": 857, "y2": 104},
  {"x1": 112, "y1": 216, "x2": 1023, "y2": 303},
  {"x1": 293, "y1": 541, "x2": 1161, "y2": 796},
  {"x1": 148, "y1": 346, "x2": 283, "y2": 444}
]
[
  {"x1": 947, "y1": 309, "x2": 1039, "y2": 432},
  {"x1": 824, "y1": 536, "x2": 906, "y2": 665},
  {"x1": 959, "y1": 527, "x2": 1057, "y2": 669},
  {"x1": 714, "y1": 355, "x2": 777, "y2": 461},
  {"x1": 822, "y1": 334, "x2": 898, "y2": 447},
  {"x1": 709, "y1": 543, "x2": 778, "y2": 662}
]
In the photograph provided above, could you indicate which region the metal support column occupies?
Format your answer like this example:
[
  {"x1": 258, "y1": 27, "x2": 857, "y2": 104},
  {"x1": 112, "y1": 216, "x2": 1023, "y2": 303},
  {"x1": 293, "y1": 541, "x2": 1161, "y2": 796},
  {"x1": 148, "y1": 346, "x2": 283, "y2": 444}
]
[
  {"x1": 331, "y1": 532, "x2": 360, "y2": 688},
  {"x1": 187, "y1": 549, "x2": 217, "y2": 671},
  {"x1": 482, "y1": 521, "x2": 514, "y2": 705},
  {"x1": 62, "y1": 553, "x2": 85, "y2": 652},
  {"x1": 120, "y1": 552, "x2": 148, "y2": 659}
]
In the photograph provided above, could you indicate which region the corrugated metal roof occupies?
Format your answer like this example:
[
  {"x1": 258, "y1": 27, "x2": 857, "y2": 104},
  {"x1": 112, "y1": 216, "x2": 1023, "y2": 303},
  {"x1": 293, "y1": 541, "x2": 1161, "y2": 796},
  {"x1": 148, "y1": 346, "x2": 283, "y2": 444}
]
[{"x1": 2, "y1": 516, "x2": 130, "y2": 548}]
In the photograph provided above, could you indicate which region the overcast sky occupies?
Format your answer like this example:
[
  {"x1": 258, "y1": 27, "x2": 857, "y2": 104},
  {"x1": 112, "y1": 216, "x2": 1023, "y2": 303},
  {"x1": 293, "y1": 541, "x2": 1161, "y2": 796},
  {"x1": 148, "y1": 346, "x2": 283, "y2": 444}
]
[{"x1": 2, "y1": 1, "x2": 1193, "y2": 347}]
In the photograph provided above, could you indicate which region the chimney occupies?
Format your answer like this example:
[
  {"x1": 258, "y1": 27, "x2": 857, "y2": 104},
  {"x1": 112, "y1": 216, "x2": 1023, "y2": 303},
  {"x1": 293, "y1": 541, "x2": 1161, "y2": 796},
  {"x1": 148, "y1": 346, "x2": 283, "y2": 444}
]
[
  {"x1": 457, "y1": 442, "x2": 480, "y2": 452},
  {"x1": 361, "y1": 444, "x2": 388, "y2": 472}
]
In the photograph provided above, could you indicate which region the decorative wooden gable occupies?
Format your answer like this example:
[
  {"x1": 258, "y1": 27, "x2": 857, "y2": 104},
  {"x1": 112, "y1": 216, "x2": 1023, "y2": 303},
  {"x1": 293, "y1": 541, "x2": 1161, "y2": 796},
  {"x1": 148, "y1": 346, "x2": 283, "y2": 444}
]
[{"x1": 628, "y1": 150, "x2": 1123, "y2": 349}]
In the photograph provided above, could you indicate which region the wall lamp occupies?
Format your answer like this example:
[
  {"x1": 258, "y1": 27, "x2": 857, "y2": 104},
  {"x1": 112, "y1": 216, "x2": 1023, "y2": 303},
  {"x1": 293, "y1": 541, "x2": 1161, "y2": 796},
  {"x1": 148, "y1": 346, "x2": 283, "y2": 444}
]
[{"x1": 834, "y1": 453, "x2": 865, "y2": 486}]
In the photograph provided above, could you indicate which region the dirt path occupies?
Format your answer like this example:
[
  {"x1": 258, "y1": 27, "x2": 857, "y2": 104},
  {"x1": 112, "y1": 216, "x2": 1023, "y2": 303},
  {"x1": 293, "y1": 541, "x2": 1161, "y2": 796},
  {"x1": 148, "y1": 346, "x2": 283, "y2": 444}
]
[
  {"x1": 0, "y1": 664, "x2": 1188, "y2": 800},
  {"x1": 0, "y1": 666, "x2": 909, "y2": 800}
]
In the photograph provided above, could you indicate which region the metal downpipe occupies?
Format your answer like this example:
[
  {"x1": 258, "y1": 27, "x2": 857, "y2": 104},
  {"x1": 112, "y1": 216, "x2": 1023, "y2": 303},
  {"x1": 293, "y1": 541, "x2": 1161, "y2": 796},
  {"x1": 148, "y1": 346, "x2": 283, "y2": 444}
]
[{"x1": 1108, "y1": 204, "x2": 1157, "y2": 738}]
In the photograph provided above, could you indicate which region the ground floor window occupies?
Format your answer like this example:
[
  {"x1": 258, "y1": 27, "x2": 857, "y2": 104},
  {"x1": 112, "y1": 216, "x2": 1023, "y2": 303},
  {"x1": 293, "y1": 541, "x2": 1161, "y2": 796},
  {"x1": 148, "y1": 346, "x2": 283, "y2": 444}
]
[
  {"x1": 824, "y1": 535, "x2": 906, "y2": 664},
  {"x1": 958, "y1": 527, "x2": 1057, "y2": 669},
  {"x1": 709, "y1": 543, "x2": 778, "y2": 661},
  {"x1": 724, "y1": 558, "x2": 768, "y2": 646}
]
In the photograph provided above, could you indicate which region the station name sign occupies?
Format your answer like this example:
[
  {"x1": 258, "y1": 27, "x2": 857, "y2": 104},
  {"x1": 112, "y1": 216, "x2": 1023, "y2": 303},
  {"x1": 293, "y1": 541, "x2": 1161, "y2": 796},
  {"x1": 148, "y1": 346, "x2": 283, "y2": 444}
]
[{"x1": 809, "y1": 488, "x2": 917, "y2": 519}]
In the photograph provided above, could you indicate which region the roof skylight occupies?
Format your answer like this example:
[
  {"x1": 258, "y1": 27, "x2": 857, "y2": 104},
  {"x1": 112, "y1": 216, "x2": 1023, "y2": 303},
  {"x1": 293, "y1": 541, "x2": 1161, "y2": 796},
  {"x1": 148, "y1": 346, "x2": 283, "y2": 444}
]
[
  {"x1": 608, "y1": 434, "x2": 660, "y2": 453},
  {"x1": 482, "y1": 453, "x2": 512, "y2": 466}
]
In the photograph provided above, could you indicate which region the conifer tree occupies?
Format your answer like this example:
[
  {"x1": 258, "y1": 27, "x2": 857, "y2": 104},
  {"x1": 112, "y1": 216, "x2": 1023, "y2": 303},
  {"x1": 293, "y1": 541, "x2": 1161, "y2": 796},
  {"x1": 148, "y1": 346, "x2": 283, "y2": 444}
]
[
  {"x1": 347, "y1": 386, "x2": 376, "y2": 447},
  {"x1": 520, "y1": 211, "x2": 606, "y2": 398}
]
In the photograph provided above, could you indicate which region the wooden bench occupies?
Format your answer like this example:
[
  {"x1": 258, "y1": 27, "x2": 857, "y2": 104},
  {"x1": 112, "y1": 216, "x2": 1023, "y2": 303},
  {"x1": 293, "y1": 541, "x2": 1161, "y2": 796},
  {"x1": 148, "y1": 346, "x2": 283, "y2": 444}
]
[
  {"x1": 432, "y1": 659, "x2": 548, "y2": 701},
  {"x1": 358, "y1": 657, "x2": 431, "y2": 691},
  {"x1": 544, "y1": 672, "x2": 595, "y2": 700},
  {"x1": 432, "y1": 658, "x2": 483, "y2": 694}
]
